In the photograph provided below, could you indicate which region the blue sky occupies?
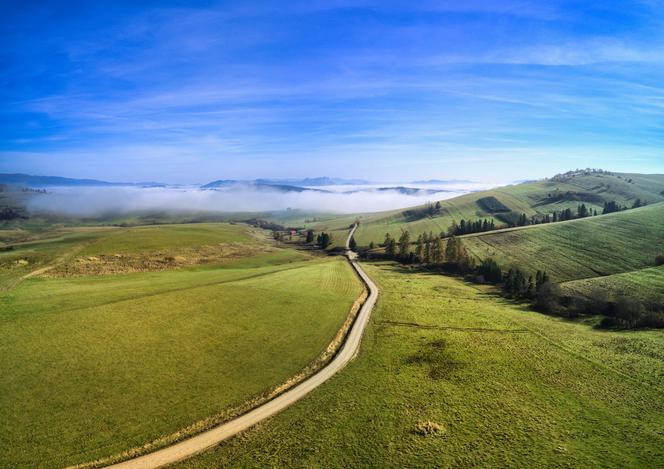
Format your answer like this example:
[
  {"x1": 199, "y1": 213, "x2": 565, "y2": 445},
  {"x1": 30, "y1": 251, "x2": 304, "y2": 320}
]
[{"x1": 1, "y1": 0, "x2": 663, "y2": 183}]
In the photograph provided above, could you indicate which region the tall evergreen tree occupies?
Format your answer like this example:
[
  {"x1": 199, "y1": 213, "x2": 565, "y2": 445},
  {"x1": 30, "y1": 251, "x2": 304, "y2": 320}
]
[
  {"x1": 478, "y1": 258, "x2": 502, "y2": 283},
  {"x1": 317, "y1": 232, "x2": 332, "y2": 249},
  {"x1": 445, "y1": 236, "x2": 458, "y2": 262},
  {"x1": 398, "y1": 231, "x2": 411, "y2": 259},
  {"x1": 423, "y1": 232, "x2": 431, "y2": 263},
  {"x1": 385, "y1": 237, "x2": 397, "y2": 258},
  {"x1": 434, "y1": 237, "x2": 445, "y2": 264},
  {"x1": 447, "y1": 220, "x2": 458, "y2": 236},
  {"x1": 415, "y1": 234, "x2": 424, "y2": 262},
  {"x1": 383, "y1": 233, "x2": 395, "y2": 257}
]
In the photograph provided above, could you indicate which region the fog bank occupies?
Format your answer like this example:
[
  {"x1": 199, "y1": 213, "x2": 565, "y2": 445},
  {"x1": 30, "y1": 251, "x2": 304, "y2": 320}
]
[{"x1": 26, "y1": 183, "x2": 495, "y2": 217}]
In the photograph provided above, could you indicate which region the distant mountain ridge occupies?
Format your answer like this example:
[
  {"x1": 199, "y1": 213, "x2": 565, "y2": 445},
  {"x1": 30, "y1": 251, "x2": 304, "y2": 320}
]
[
  {"x1": 0, "y1": 173, "x2": 369, "y2": 189},
  {"x1": 344, "y1": 186, "x2": 454, "y2": 195},
  {"x1": 0, "y1": 173, "x2": 165, "y2": 188},
  {"x1": 201, "y1": 180, "x2": 456, "y2": 195},
  {"x1": 3, "y1": 173, "x2": 470, "y2": 196},
  {"x1": 200, "y1": 180, "x2": 331, "y2": 193},
  {"x1": 411, "y1": 179, "x2": 474, "y2": 184},
  {"x1": 256, "y1": 177, "x2": 369, "y2": 186}
]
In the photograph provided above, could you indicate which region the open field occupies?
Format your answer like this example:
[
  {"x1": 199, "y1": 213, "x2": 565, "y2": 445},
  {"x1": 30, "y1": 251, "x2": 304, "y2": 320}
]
[
  {"x1": 461, "y1": 202, "x2": 664, "y2": 282},
  {"x1": 307, "y1": 172, "x2": 664, "y2": 246},
  {"x1": 0, "y1": 222, "x2": 364, "y2": 468},
  {"x1": 0, "y1": 223, "x2": 290, "y2": 288},
  {"x1": 176, "y1": 261, "x2": 664, "y2": 468},
  {"x1": 78, "y1": 223, "x2": 254, "y2": 255},
  {"x1": 561, "y1": 265, "x2": 664, "y2": 304}
]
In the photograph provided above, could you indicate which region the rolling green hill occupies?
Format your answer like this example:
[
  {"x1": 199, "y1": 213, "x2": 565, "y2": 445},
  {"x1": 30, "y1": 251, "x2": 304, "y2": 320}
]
[
  {"x1": 461, "y1": 202, "x2": 664, "y2": 282},
  {"x1": 312, "y1": 171, "x2": 664, "y2": 247}
]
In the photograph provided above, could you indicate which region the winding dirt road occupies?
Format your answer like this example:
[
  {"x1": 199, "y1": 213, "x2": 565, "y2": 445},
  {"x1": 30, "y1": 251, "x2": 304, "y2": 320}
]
[{"x1": 106, "y1": 224, "x2": 378, "y2": 468}]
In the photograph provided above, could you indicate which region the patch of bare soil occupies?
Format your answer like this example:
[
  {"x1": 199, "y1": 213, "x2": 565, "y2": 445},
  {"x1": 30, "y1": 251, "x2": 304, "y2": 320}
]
[{"x1": 41, "y1": 243, "x2": 274, "y2": 277}]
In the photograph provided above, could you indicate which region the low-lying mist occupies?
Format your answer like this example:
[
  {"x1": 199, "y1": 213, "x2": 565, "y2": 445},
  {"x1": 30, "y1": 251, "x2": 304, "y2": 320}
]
[{"x1": 26, "y1": 184, "x2": 491, "y2": 217}]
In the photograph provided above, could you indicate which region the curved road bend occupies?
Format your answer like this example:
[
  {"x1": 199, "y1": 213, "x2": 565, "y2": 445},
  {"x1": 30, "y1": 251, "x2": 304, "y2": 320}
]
[{"x1": 106, "y1": 224, "x2": 378, "y2": 469}]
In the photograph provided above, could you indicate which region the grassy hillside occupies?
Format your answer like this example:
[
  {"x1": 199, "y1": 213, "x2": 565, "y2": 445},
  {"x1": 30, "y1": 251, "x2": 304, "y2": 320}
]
[
  {"x1": 561, "y1": 265, "x2": 664, "y2": 304},
  {"x1": 312, "y1": 171, "x2": 664, "y2": 246},
  {"x1": 461, "y1": 202, "x2": 664, "y2": 282},
  {"x1": 176, "y1": 262, "x2": 664, "y2": 468},
  {"x1": 0, "y1": 256, "x2": 362, "y2": 467}
]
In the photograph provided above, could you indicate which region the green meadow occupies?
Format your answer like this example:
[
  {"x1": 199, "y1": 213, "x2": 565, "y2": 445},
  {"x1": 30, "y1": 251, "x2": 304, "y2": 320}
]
[
  {"x1": 78, "y1": 223, "x2": 254, "y2": 255},
  {"x1": 0, "y1": 224, "x2": 363, "y2": 468},
  {"x1": 177, "y1": 261, "x2": 664, "y2": 468}
]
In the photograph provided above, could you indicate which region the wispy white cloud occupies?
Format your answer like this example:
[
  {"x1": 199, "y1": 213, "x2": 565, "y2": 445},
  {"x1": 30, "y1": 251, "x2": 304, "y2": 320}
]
[{"x1": 3, "y1": 0, "x2": 664, "y2": 182}]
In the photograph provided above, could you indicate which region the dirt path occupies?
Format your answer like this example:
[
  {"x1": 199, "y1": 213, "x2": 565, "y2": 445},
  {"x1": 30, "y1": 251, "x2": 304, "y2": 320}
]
[
  {"x1": 1, "y1": 240, "x2": 92, "y2": 292},
  {"x1": 103, "y1": 224, "x2": 378, "y2": 469}
]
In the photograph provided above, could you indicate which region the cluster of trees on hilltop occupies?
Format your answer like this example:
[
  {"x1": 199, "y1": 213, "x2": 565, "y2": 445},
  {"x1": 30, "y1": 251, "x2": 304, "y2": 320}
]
[
  {"x1": 380, "y1": 231, "x2": 470, "y2": 268},
  {"x1": 502, "y1": 268, "x2": 550, "y2": 300},
  {"x1": 448, "y1": 218, "x2": 496, "y2": 236},
  {"x1": 602, "y1": 201, "x2": 625, "y2": 214},
  {"x1": 551, "y1": 204, "x2": 595, "y2": 221},
  {"x1": 474, "y1": 259, "x2": 551, "y2": 300},
  {"x1": 550, "y1": 168, "x2": 613, "y2": 181},
  {"x1": 505, "y1": 203, "x2": 602, "y2": 228},
  {"x1": 523, "y1": 204, "x2": 595, "y2": 226},
  {"x1": 425, "y1": 201, "x2": 442, "y2": 216},
  {"x1": 445, "y1": 203, "x2": 598, "y2": 233},
  {"x1": 316, "y1": 232, "x2": 333, "y2": 249},
  {"x1": 602, "y1": 199, "x2": 647, "y2": 214},
  {"x1": 297, "y1": 229, "x2": 336, "y2": 249},
  {"x1": 443, "y1": 202, "x2": 611, "y2": 235},
  {"x1": 402, "y1": 201, "x2": 442, "y2": 221}
]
